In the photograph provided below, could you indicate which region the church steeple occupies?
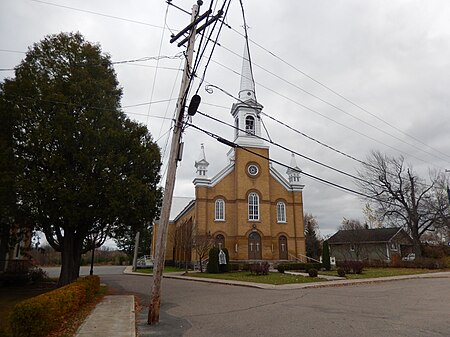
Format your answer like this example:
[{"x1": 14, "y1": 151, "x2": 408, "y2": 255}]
[
  {"x1": 238, "y1": 44, "x2": 256, "y2": 102},
  {"x1": 230, "y1": 42, "x2": 265, "y2": 148}
]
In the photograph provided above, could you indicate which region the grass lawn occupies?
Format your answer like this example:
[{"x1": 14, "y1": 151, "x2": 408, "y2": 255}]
[
  {"x1": 320, "y1": 267, "x2": 439, "y2": 279},
  {"x1": 186, "y1": 271, "x2": 325, "y2": 285},
  {"x1": 136, "y1": 266, "x2": 186, "y2": 273}
]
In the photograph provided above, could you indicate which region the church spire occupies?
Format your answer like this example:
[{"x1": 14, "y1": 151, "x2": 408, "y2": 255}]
[
  {"x1": 238, "y1": 43, "x2": 256, "y2": 102},
  {"x1": 230, "y1": 40, "x2": 265, "y2": 148}
]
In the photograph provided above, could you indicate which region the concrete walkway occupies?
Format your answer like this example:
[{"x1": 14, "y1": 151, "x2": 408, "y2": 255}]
[{"x1": 75, "y1": 295, "x2": 135, "y2": 337}]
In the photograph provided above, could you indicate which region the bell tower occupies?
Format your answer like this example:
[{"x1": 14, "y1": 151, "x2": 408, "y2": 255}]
[{"x1": 230, "y1": 43, "x2": 265, "y2": 148}]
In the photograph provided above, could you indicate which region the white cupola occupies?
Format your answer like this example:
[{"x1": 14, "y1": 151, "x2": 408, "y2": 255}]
[
  {"x1": 193, "y1": 144, "x2": 211, "y2": 187},
  {"x1": 286, "y1": 153, "x2": 304, "y2": 191}
]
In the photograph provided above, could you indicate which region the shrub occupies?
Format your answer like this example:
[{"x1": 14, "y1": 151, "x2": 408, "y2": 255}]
[
  {"x1": 337, "y1": 268, "x2": 346, "y2": 277},
  {"x1": 10, "y1": 275, "x2": 100, "y2": 337},
  {"x1": 277, "y1": 264, "x2": 285, "y2": 273},
  {"x1": 336, "y1": 261, "x2": 364, "y2": 274},
  {"x1": 249, "y1": 262, "x2": 269, "y2": 275},
  {"x1": 29, "y1": 267, "x2": 49, "y2": 284},
  {"x1": 308, "y1": 268, "x2": 318, "y2": 277},
  {"x1": 207, "y1": 247, "x2": 219, "y2": 273},
  {"x1": 277, "y1": 262, "x2": 322, "y2": 271},
  {"x1": 228, "y1": 263, "x2": 240, "y2": 272}
]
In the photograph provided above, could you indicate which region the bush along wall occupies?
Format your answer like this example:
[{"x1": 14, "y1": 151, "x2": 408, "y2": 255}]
[
  {"x1": 9, "y1": 275, "x2": 101, "y2": 337},
  {"x1": 207, "y1": 247, "x2": 219, "y2": 273}
]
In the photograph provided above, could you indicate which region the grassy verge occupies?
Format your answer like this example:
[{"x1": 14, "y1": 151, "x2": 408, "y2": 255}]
[
  {"x1": 186, "y1": 271, "x2": 324, "y2": 285},
  {"x1": 136, "y1": 266, "x2": 186, "y2": 273},
  {"x1": 320, "y1": 267, "x2": 439, "y2": 279}
]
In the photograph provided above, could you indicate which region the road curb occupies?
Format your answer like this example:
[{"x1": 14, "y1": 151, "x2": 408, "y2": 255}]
[{"x1": 123, "y1": 266, "x2": 450, "y2": 290}]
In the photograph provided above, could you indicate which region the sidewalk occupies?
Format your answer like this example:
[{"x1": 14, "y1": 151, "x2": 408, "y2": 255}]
[{"x1": 75, "y1": 295, "x2": 135, "y2": 337}]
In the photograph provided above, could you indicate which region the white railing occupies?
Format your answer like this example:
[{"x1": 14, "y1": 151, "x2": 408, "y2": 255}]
[
  {"x1": 288, "y1": 253, "x2": 321, "y2": 263},
  {"x1": 136, "y1": 255, "x2": 153, "y2": 268}
]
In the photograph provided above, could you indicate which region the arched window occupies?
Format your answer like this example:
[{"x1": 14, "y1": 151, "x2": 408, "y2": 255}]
[
  {"x1": 216, "y1": 234, "x2": 225, "y2": 249},
  {"x1": 277, "y1": 201, "x2": 286, "y2": 223},
  {"x1": 215, "y1": 199, "x2": 225, "y2": 221},
  {"x1": 245, "y1": 116, "x2": 255, "y2": 135},
  {"x1": 248, "y1": 192, "x2": 259, "y2": 221},
  {"x1": 235, "y1": 118, "x2": 239, "y2": 138}
]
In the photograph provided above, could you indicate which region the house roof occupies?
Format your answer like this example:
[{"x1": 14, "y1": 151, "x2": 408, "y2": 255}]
[
  {"x1": 154, "y1": 196, "x2": 195, "y2": 224},
  {"x1": 328, "y1": 227, "x2": 408, "y2": 244}
]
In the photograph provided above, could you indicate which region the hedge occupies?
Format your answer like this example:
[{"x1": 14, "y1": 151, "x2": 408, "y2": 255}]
[
  {"x1": 277, "y1": 262, "x2": 322, "y2": 272},
  {"x1": 10, "y1": 275, "x2": 100, "y2": 337}
]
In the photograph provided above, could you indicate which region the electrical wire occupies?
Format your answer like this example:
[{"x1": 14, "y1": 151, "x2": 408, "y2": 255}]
[
  {"x1": 196, "y1": 110, "x2": 370, "y2": 184},
  {"x1": 212, "y1": 44, "x2": 450, "y2": 164},
  {"x1": 30, "y1": 0, "x2": 164, "y2": 29},
  {"x1": 225, "y1": 23, "x2": 450, "y2": 162},
  {"x1": 186, "y1": 122, "x2": 380, "y2": 201}
]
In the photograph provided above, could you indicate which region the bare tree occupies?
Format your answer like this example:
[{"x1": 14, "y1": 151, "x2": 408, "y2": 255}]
[
  {"x1": 356, "y1": 151, "x2": 450, "y2": 257},
  {"x1": 338, "y1": 218, "x2": 367, "y2": 260},
  {"x1": 193, "y1": 233, "x2": 214, "y2": 273}
]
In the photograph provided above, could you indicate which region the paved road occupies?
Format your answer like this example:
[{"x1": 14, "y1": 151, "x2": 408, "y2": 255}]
[
  {"x1": 99, "y1": 270, "x2": 450, "y2": 337},
  {"x1": 43, "y1": 265, "x2": 126, "y2": 278}
]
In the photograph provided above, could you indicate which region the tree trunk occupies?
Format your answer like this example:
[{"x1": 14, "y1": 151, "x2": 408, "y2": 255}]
[
  {"x1": 0, "y1": 225, "x2": 11, "y2": 272},
  {"x1": 410, "y1": 223, "x2": 422, "y2": 258},
  {"x1": 58, "y1": 233, "x2": 83, "y2": 286}
]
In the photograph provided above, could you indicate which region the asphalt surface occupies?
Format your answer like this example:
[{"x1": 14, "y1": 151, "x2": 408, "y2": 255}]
[
  {"x1": 45, "y1": 266, "x2": 450, "y2": 336},
  {"x1": 99, "y1": 269, "x2": 450, "y2": 337}
]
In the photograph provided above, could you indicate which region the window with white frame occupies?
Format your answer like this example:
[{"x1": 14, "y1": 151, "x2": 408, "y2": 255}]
[
  {"x1": 277, "y1": 201, "x2": 286, "y2": 223},
  {"x1": 248, "y1": 192, "x2": 259, "y2": 221},
  {"x1": 215, "y1": 199, "x2": 225, "y2": 221}
]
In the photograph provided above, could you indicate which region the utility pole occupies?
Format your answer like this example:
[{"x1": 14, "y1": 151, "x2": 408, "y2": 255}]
[{"x1": 148, "y1": 1, "x2": 200, "y2": 325}]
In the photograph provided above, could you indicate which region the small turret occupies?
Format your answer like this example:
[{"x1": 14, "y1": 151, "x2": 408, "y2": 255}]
[{"x1": 286, "y1": 153, "x2": 304, "y2": 191}]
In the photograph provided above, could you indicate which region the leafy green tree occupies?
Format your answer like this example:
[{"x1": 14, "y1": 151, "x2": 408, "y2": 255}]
[
  {"x1": 114, "y1": 223, "x2": 153, "y2": 259},
  {"x1": 0, "y1": 32, "x2": 161, "y2": 285},
  {"x1": 304, "y1": 213, "x2": 322, "y2": 261}
]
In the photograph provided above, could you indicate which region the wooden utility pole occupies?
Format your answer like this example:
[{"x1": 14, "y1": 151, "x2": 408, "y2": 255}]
[{"x1": 148, "y1": 2, "x2": 200, "y2": 325}]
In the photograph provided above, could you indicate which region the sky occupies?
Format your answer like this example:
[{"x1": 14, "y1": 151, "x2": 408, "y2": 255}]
[{"x1": 1, "y1": 0, "x2": 450, "y2": 238}]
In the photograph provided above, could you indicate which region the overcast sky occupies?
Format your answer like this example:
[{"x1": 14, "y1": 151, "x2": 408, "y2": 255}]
[{"x1": 2, "y1": 0, "x2": 450, "y2": 237}]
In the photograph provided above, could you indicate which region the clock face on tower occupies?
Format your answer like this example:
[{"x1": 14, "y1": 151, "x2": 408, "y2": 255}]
[{"x1": 247, "y1": 164, "x2": 259, "y2": 176}]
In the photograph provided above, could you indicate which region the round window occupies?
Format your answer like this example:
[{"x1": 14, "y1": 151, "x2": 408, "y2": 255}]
[{"x1": 248, "y1": 164, "x2": 259, "y2": 176}]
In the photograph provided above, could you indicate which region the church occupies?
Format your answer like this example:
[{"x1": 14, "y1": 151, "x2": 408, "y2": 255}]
[{"x1": 153, "y1": 45, "x2": 306, "y2": 265}]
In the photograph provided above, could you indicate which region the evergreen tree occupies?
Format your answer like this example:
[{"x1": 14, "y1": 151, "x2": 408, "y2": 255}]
[
  {"x1": 304, "y1": 213, "x2": 322, "y2": 260},
  {"x1": 322, "y1": 241, "x2": 331, "y2": 271},
  {"x1": 0, "y1": 32, "x2": 162, "y2": 285}
]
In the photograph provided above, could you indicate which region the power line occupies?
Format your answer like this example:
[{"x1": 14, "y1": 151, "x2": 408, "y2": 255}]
[
  {"x1": 203, "y1": 76, "x2": 444, "y2": 169},
  {"x1": 196, "y1": 110, "x2": 369, "y2": 184},
  {"x1": 225, "y1": 24, "x2": 450, "y2": 162},
  {"x1": 30, "y1": 0, "x2": 164, "y2": 29},
  {"x1": 187, "y1": 122, "x2": 379, "y2": 201},
  {"x1": 215, "y1": 43, "x2": 450, "y2": 164}
]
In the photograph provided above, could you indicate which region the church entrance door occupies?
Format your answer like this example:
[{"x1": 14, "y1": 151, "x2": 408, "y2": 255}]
[
  {"x1": 279, "y1": 235, "x2": 288, "y2": 260},
  {"x1": 248, "y1": 232, "x2": 262, "y2": 260}
]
